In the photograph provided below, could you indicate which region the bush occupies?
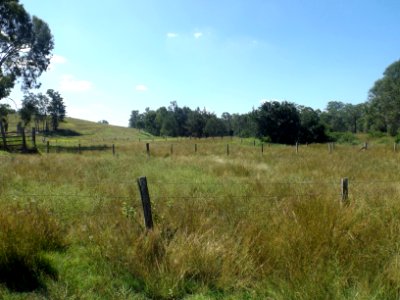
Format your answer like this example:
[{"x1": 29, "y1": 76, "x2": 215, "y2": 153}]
[
  {"x1": 0, "y1": 203, "x2": 66, "y2": 292},
  {"x1": 328, "y1": 132, "x2": 359, "y2": 144}
]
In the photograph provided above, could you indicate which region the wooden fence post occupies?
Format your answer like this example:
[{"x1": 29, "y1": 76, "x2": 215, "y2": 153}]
[
  {"x1": 137, "y1": 176, "x2": 153, "y2": 230},
  {"x1": 341, "y1": 177, "x2": 349, "y2": 205},
  {"x1": 195, "y1": 144, "x2": 197, "y2": 153},
  {"x1": 0, "y1": 122, "x2": 7, "y2": 150},
  {"x1": 170, "y1": 144, "x2": 173, "y2": 155},
  {"x1": 146, "y1": 143, "x2": 150, "y2": 157},
  {"x1": 226, "y1": 144, "x2": 229, "y2": 156},
  {"x1": 296, "y1": 142, "x2": 299, "y2": 154},
  {"x1": 21, "y1": 129, "x2": 26, "y2": 151},
  {"x1": 253, "y1": 140, "x2": 256, "y2": 147},
  {"x1": 46, "y1": 141, "x2": 50, "y2": 153},
  {"x1": 261, "y1": 143, "x2": 264, "y2": 154},
  {"x1": 31, "y1": 128, "x2": 36, "y2": 148},
  {"x1": 112, "y1": 144, "x2": 115, "y2": 156}
]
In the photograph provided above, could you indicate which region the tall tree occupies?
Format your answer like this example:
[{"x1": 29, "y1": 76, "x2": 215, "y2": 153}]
[
  {"x1": 47, "y1": 89, "x2": 65, "y2": 131},
  {"x1": 256, "y1": 101, "x2": 300, "y2": 144},
  {"x1": 0, "y1": 0, "x2": 54, "y2": 100},
  {"x1": 368, "y1": 59, "x2": 400, "y2": 135},
  {"x1": 19, "y1": 92, "x2": 38, "y2": 126}
]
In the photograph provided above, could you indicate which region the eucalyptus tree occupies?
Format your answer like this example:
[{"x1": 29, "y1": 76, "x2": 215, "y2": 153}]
[
  {"x1": 47, "y1": 89, "x2": 65, "y2": 131},
  {"x1": 0, "y1": 0, "x2": 53, "y2": 100},
  {"x1": 368, "y1": 59, "x2": 400, "y2": 135}
]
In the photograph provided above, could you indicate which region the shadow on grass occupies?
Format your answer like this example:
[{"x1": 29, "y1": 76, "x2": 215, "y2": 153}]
[
  {"x1": 43, "y1": 129, "x2": 82, "y2": 137},
  {"x1": 0, "y1": 255, "x2": 58, "y2": 292}
]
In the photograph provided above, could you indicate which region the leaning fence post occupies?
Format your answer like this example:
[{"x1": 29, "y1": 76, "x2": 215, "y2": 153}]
[
  {"x1": 137, "y1": 176, "x2": 153, "y2": 230},
  {"x1": 146, "y1": 143, "x2": 150, "y2": 157},
  {"x1": 341, "y1": 177, "x2": 349, "y2": 205}
]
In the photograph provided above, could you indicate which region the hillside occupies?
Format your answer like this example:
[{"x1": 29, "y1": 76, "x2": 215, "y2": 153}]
[{"x1": 6, "y1": 114, "x2": 152, "y2": 145}]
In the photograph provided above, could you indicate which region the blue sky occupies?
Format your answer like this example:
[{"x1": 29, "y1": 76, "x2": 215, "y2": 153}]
[{"x1": 8, "y1": 0, "x2": 400, "y2": 126}]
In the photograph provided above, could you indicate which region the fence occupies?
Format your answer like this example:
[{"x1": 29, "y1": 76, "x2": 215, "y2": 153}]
[
  {"x1": 0, "y1": 130, "x2": 29, "y2": 152},
  {"x1": 6, "y1": 175, "x2": 385, "y2": 231}
]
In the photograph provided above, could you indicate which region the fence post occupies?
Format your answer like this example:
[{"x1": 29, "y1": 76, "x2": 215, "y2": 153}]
[
  {"x1": 170, "y1": 144, "x2": 173, "y2": 155},
  {"x1": 261, "y1": 143, "x2": 264, "y2": 154},
  {"x1": 137, "y1": 176, "x2": 153, "y2": 230},
  {"x1": 394, "y1": 143, "x2": 397, "y2": 152},
  {"x1": 253, "y1": 140, "x2": 256, "y2": 147},
  {"x1": 112, "y1": 144, "x2": 115, "y2": 156},
  {"x1": 31, "y1": 128, "x2": 36, "y2": 148},
  {"x1": 21, "y1": 129, "x2": 27, "y2": 151},
  {"x1": 341, "y1": 177, "x2": 349, "y2": 205},
  {"x1": 195, "y1": 144, "x2": 197, "y2": 153},
  {"x1": 0, "y1": 122, "x2": 7, "y2": 150},
  {"x1": 46, "y1": 141, "x2": 50, "y2": 153},
  {"x1": 226, "y1": 144, "x2": 229, "y2": 156},
  {"x1": 296, "y1": 142, "x2": 299, "y2": 154},
  {"x1": 146, "y1": 143, "x2": 150, "y2": 157}
]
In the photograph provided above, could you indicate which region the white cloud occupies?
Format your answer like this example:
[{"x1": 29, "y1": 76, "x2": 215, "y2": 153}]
[
  {"x1": 166, "y1": 32, "x2": 178, "y2": 38},
  {"x1": 194, "y1": 32, "x2": 203, "y2": 39},
  {"x1": 60, "y1": 75, "x2": 92, "y2": 92},
  {"x1": 51, "y1": 54, "x2": 67, "y2": 64},
  {"x1": 135, "y1": 84, "x2": 148, "y2": 92},
  {"x1": 48, "y1": 54, "x2": 67, "y2": 70}
]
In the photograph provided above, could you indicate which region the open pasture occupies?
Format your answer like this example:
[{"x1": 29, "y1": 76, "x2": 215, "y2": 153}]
[{"x1": 1, "y1": 137, "x2": 400, "y2": 299}]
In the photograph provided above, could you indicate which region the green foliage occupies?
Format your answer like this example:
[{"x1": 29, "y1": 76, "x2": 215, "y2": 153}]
[
  {"x1": 327, "y1": 131, "x2": 359, "y2": 144},
  {"x1": 255, "y1": 101, "x2": 300, "y2": 144},
  {"x1": 47, "y1": 89, "x2": 66, "y2": 131},
  {"x1": 0, "y1": 0, "x2": 53, "y2": 99},
  {"x1": 368, "y1": 59, "x2": 400, "y2": 136}
]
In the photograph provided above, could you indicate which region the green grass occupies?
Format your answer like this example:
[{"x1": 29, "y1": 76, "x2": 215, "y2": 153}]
[{"x1": 1, "y1": 118, "x2": 400, "y2": 299}]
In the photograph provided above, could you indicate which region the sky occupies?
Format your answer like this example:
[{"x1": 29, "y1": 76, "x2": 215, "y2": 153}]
[{"x1": 8, "y1": 0, "x2": 400, "y2": 127}]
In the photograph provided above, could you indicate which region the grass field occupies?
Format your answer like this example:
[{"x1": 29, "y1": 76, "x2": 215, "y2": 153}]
[{"x1": 1, "y1": 118, "x2": 400, "y2": 299}]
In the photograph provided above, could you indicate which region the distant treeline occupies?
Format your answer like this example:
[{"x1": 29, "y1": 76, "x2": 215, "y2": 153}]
[{"x1": 129, "y1": 59, "x2": 400, "y2": 144}]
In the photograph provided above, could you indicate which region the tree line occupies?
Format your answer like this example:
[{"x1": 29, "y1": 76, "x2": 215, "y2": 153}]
[{"x1": 129, "y1": 59, "x2": 400, "y2": 144}]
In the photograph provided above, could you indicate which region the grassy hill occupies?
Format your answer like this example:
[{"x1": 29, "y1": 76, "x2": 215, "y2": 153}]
[{"x1": 6, "y1": 114, "x2": 153, "y2": 146}]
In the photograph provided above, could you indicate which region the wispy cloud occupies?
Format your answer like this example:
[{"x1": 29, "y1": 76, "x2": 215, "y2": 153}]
[
  {"x1": 60, "y1": 75, "x2": 92, "y2": 92},
  {"x1": 194, "y1": 32, "x2": 203, "y2": 39},
  {"x1": 166, "y1": 32, "x2": 178, "y2": 38},
  {"x1": 135, "y1": 84, "x2": 148, "y2": 92},
  {"x1": 48, "y1": 54, "x2": 67, "y2": 70},
  {"x1": 51, "y1": 54, "x2": 67, "y2": 64}
]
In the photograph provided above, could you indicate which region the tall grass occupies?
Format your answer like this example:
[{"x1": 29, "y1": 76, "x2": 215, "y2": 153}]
[{"x1": 1, "y1": 136, "x2": 400, "y2": 298}]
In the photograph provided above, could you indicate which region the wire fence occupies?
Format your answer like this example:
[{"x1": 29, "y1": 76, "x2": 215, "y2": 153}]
[{"x1": 3, "y1": 178, "x2": 400, "y2": 202}]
